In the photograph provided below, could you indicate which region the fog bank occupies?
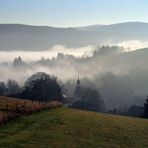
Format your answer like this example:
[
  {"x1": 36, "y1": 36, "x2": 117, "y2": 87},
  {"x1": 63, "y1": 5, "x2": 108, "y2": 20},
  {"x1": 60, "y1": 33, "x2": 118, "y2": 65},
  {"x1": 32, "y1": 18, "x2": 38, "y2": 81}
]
[{"x1": 0, "y1": 45, "x2": 148, "y2": 110}]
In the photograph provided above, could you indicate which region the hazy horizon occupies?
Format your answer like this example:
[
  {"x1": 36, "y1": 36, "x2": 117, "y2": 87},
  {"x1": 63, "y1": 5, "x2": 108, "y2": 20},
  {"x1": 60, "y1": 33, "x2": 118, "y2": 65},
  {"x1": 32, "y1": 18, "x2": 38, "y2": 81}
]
[{"x1": 1, "y1": 21, "x2": 148, "y2": 28}]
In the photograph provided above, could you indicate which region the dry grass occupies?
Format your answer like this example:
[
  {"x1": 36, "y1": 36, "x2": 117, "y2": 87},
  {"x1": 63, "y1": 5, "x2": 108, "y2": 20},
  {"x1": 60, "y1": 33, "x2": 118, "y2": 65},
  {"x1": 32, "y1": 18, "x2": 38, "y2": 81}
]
[{"x1": 0, "y1": 96, "x2": 62, "y2": 124}]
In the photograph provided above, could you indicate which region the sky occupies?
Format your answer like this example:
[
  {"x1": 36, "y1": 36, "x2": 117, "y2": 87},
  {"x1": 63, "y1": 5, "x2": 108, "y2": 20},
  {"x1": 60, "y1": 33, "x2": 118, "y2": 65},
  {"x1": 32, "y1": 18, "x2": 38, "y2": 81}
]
[{"x1": 0, "y1": 0, "x2": 148, "y2": 27}]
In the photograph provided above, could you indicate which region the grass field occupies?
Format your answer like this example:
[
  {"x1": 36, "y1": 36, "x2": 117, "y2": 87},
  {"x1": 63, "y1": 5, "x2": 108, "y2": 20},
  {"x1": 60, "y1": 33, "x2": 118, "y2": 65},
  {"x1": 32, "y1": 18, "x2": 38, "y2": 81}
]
[{"x1": 0, "y1": 108, "x2": 148, "y2": 148}]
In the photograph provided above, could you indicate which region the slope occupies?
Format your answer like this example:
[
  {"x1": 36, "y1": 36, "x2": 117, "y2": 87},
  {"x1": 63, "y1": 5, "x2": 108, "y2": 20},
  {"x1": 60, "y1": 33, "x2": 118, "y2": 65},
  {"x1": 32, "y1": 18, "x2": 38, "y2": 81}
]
[
  {"x1": 1, "y1": 22, "x2": 148, "y2": 51},
  {"x1": 0, "y1": 108, "x2": 148, "y2": 148}
]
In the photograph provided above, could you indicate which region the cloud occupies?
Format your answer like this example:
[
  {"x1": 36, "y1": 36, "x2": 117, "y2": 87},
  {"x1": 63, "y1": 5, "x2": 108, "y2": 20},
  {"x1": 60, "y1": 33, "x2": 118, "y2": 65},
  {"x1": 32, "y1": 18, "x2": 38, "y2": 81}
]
[
  {"x1": 1, "y1": 41, "x2": 148, "y2": 63},
  {"x1": 117, "y1": 40, "x2": 148, "y2": 51},
  {"x1": 0, "y1": 45, "x2": 95, "y2": 62},
  {"x1": 50, "y1": 45, "x2": 95, "y2": 57}
]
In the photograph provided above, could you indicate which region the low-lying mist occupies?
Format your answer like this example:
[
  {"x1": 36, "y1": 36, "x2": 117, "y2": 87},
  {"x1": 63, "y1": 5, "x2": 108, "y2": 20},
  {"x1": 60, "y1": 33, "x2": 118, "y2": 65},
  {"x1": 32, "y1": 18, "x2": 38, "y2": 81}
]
[
  {"x1": 0, "y1": 42, "x2": 148, "y2": 110},
  {"x1": 0, "y1": 40, "x2": 147, "y2": 62},
  {"x1": 117, "y1": 40, "x2": 148, "y2": 51},
  {"x1": 0, "y1": 45, "x2": 95, "y2": 62}
]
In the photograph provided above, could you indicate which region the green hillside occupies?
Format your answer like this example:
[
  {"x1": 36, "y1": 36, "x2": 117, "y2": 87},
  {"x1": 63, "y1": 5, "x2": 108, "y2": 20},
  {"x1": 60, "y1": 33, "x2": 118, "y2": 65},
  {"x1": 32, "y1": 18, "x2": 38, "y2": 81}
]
[{"x1": 0, "y1": 108, "x2": 148, "y2": 148}]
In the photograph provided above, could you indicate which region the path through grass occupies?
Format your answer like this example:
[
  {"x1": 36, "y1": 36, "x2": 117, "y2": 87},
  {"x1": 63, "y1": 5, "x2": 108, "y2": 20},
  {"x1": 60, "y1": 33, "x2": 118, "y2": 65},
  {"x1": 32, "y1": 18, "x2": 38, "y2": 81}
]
[{"x1": 0, "y1": 108, "x2": 148, "y2": 148}]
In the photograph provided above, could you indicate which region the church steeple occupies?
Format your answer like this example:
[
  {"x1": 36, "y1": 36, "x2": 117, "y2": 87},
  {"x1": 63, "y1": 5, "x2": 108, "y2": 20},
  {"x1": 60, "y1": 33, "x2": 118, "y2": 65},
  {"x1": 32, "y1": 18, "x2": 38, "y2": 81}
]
[
  {"x1": 74, "y1": 76, "x2": 81, "y2": 101},
  {"x1": 77, "y1": 76, "x2": 80, "y2": 86}
]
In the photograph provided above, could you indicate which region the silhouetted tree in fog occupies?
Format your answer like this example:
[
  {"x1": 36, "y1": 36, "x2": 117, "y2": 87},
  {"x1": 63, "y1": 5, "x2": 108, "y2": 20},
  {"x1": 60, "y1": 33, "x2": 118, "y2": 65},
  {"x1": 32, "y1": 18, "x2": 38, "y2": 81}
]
[
  {"x1": 0, "y1": 82, "x2": 7, "y2": 95},
  {"x1": 21, "y1": 72, "x2": 62, "y2": 101},
  {"x1": 13, "y1": 56, "x2": 23, "y2": 67},
  {"x1": 6, "y1": 79, "x2": 21, "y2": 95},
  {"x1": 72, "y1": 87, "x2": 105, "y2": 112},
  {"x1": 144, "y1": 97, "x2": 148, "y2": 118}
]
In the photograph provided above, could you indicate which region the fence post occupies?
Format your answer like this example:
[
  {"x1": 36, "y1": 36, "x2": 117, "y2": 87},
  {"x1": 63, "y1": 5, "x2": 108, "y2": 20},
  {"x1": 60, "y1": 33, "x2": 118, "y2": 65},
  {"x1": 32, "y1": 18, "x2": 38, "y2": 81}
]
[
  {"x1": 24, "y1": 100, "x2": 26, "y2": 113},
  {"x1": 16, "y1": 103, "x2": 18, "y2": 112},
  {"x1": 6, "y1": 104, "x2": 8, "y2": 112}
]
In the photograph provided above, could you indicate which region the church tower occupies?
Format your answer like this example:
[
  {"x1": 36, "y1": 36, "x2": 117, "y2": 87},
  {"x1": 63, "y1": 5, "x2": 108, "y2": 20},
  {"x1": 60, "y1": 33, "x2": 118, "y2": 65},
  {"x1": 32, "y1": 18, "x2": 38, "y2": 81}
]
[
  {"x1": 76, "y1": 77, "x2": 80, "y2": 88},
  {"x1": 74, "y1": 76, "x2": 82, "y2": 101}
]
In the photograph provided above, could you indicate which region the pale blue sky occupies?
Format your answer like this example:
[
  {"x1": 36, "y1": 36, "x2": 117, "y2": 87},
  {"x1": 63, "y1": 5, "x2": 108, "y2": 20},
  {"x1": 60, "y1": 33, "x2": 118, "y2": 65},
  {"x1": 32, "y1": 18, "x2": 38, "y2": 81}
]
[{"x1": 0, "y1": 0, "x2": 148, "y2": 27}]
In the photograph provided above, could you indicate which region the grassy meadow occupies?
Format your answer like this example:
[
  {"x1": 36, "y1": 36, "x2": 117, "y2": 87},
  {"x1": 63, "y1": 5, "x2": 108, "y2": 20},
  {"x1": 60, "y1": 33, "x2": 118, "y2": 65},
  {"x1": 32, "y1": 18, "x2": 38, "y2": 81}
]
[{"x1": 0, "y1": 108, "x2": 148, "y2": 148}]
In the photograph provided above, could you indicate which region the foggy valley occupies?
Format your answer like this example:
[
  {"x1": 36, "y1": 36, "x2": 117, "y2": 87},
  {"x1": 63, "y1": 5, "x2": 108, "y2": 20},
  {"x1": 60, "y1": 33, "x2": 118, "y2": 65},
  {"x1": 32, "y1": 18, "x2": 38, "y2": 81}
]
[
  {"x1": 1, "y1": 1, "x2": 148, "y2": 147},
  {"x1": 0, "y1": 43, "x2": 148, "y2": 112}
]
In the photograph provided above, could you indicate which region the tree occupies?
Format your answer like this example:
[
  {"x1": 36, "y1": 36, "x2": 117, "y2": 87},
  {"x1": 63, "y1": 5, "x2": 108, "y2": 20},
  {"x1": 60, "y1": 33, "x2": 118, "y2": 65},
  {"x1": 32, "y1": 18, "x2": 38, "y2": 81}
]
[
  {"x1": 144, "y1": 97, "x2": 148, "y2": 118},
  {"x1": 13, "y1": 56, "x2": 23, "y2": 67},
  {"x1": 72, "y1": 87, "x2": 105, "y2": 112},
  {"x1": 0, "y1": 82, "x2": 7, "y2": 95},
  {"x1": 6, "y1": 79, "x2": 20, "y2": 95},
  {"x1": 21, "y1": 72, "x2": 62, "y2": 101}
]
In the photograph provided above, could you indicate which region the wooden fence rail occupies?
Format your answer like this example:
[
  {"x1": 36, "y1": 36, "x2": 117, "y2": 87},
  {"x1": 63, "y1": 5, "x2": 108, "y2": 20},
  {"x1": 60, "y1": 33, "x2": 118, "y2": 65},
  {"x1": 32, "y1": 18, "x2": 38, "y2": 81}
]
[{"x1": 0, "y1": 101, "x2": 43, "y2": 114}]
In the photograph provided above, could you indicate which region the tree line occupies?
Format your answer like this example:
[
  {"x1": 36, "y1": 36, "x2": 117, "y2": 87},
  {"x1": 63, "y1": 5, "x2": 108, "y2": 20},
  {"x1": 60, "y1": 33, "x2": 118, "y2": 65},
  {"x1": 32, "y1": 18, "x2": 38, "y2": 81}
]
[{"x1": 0, "y1": 72, "x2": 62, "y2": 102}]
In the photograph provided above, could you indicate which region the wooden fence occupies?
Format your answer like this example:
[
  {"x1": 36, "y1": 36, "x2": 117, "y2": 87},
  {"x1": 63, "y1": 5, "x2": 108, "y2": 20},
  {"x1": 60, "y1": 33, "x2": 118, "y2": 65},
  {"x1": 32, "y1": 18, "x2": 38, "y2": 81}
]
[{"x1": 0, "y1": 101, "x2": 46, "y2": 114}]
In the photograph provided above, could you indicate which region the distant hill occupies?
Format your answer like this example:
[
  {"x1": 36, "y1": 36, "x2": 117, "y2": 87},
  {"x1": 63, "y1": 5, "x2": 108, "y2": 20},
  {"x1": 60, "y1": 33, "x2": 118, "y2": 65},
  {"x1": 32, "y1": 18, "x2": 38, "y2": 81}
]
[
  {"x1": 0, "y1": 108, "x2": 148, "y2": 147},
  {"x1": 78, "y1": 22, "x2": 148, "y2": 32},
  {"x1": 0, "y1": 22, "x2": 148, "y2": 51}
]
